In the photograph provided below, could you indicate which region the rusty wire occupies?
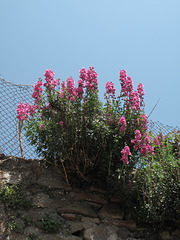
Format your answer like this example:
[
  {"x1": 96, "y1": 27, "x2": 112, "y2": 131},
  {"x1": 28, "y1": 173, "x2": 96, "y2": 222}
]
[{"x1": 0, "y1": 77, "x2": 179, "y2": 159}]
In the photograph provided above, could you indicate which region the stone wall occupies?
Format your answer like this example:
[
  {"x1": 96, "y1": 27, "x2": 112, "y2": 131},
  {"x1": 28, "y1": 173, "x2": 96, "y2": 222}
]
[{"x1": 0, "y1": 154, "x2": 179, "y2": 240}]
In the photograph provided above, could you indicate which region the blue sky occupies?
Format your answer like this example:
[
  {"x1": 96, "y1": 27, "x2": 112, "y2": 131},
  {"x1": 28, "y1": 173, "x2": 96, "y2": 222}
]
[{"x1": 1, "y1": 0, "x2": 180, "y2": 127}]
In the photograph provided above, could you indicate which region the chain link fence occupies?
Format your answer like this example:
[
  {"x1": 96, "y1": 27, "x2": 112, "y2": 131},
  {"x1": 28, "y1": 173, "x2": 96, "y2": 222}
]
[
  {"x1": 0, "y1": 77, "x2": 179, "y2": 159},
  {"x1": 0, "y1": 78, "x2": 37, "y2": 159}
]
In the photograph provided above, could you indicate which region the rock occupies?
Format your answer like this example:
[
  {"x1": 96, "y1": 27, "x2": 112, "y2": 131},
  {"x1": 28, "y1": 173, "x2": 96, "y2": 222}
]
[
  {"x1": 102, "y1": 219, "x2": 136, "y2": 231},
  {"x1": 172, "y1": 229, "x2": 180, "y2": 238},
  {"x1": 160, "y1": 231, "x2": 171, "y2": 240},
  {"x1": 7, "y1": 233, "x2": 26, "y2": 240},
  {"x1": 63, "y1": 236, "x2": 83, "y2": 240},
  {"x1": 57, "y1": 201, "x2": 97, "y2": 218},
  {"x1": 37, "y1": 233, "x2": 76, "y2": 240},
  {"x1": 84, "y1": 223, "x2": 119, "y2": 240},
  {"x1": 33, "y1": 193, "x2": 53, "y2": 208},
  {"x1": 79, "y1": 191, "x2": 108, "y2": 205},
  {"x1": 0, "y1": 156, "x2": 177, "y2": 240},
  {"x1": 24, "y1": 225, "x2": 42, "y2": 236},
  {"x1": 81, "y1": 216, "x2": 100, "y2": 224},
  {"x1": 98, "y1": 203, "x2": 124, "y2": 220},
  {"x1": 0, "y1": 221, "x2": 6, "y2": 238},
  {"x1": 117, "y1": 227, "x2": 131, "y2": 239},
  {"x1": 61, "y1": 213, "x2": 79, "y2": 220},
  {"x1": 68, "y1": 221, "x2": 84, "y2": 234}
]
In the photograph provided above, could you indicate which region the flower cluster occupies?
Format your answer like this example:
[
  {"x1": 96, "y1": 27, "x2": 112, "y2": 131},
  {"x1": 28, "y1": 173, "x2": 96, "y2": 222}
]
[
  {"x1": 119, "y1": 70, "x2": 145, "y2": 111},
  {"x1": 44, "y1": 69, "x2": 59, "y2": 91},
  {"x1": 32, "y1": 78, "x2": 44, "y2": 104},
  {"x1": 77, "y1": 79, "x2": 84, "y2": 99},
  {"x1": 118, "y1": 116, "x2": 126, "y2": 132},
  {"x1": 79, "y1": 67, "x2": 98, "y2": 92},
  {"x1": 16, "y1": 103, "x2": 37, "y2": 121},
  {"x1": 131, "y1": 129, "x2": 154, "y2": 156},
  {"x1": 120, "y1": 146, "x2": 131, "y2": 165},
  {"x1": 137, "y1": 83, "x2": 145, "y2": 97},
  {"x1": 131, "y1": 130, "x2": 142, "y2": 149},
  {"x1": 66, "y1": 77, "x2": 77, "y2": 102},
  {"x1": 16, "y1": 103, "x2": 30, "y2": 120},
  {"x1": 154, "y1": 133, "x2": 165, "y2": 147},
  {"x1": 130, "y1": 91, "x2": 140, "y2": 110},
  {"x1": 106, "y1": 81, "x2": 116, "y2": 98}
]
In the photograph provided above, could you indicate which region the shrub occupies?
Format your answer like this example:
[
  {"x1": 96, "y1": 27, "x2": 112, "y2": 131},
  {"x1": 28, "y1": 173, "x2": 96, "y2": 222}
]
[
  {"x1": 123, "y1": 131, "x2": 180, "y2": 227},
  {"x1": 17, "y1": 68, "x2": 154, "y2": 191}
]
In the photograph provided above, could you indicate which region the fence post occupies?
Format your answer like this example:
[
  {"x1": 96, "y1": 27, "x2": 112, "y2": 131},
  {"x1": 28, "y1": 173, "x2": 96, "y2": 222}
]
[{"x1": 18, "y1": 119, "x2": 24, "y2": 158}]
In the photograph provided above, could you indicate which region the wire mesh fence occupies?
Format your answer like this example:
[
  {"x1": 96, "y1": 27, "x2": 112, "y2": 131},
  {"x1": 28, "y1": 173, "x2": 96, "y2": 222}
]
[
  {"x1": 0, "y1": 78, "x2": 37, "y2": 159},
  {"x1": 0, "y1": 77, "x2": 179, "y2": 159}
]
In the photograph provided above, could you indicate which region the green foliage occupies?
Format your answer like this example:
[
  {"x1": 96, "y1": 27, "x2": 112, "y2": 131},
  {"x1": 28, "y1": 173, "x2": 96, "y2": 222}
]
[
  {"x1": 0, "y1": 184, "x2": 32, "y2": 209},
  {"x1": 38, "y1": 214, "x2": 69, "y2": 234},
  {"x1": 123, "y1": 134, "x2": 180, "y2": 227},
  {"x1": 26, "y1": 234, "x2": 40, "y2": 240},
  {"x1": 19, "y1": 69, "x2": 179, "y2": 227},
  {"x1": 8, "y1": 216, "x2": 25, "y2": 233},
  {"x1": 24, "y1": 79, "x2": 148, "y2": 190}
]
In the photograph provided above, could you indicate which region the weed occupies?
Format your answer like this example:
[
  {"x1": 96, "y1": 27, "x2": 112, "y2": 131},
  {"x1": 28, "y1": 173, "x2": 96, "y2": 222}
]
[
  {"x1": 38, "y1": 213, "x2": 69, "y2": 234},
  {"x1": 8, "y1": 216, "x2": 25, "y2": 233},
  {"x1": 0, "y1": 184, "x2": 32, "y2": 209},
  {"x1": 26, "y1": 233, "x2": 40, "y2": 240}
]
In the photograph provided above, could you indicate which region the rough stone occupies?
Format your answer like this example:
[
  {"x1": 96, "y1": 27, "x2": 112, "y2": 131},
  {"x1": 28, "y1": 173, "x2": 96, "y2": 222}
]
[
  {"x1": 61, "y1": 213, "x2": 79, "y2": 220},
  {"x1": 24, "y1": 225, "x2": 42, "y2": 236},
  {"x1": 81, "y1": 216, "x2": 100, "y2": 224},
  {"x1": 0, "y1": 156, "x2": 177, "y2": 240},
  {"x1": 84, "y1": 223, "x2": 119, "y2": 240},
  {"x1": 98, "y1": 203, "x2": 124, "y2": 220},
  {"x1": 172, "y1": 229, "x2": 180, "y2": 239},
  {"x1": 160, "y1": 231, "x2": 171, "y2": 240},
  {"x1": 0, "y1": 221, "x2": 6, "y2": 238},
  {"x1": 57, "y1": 201, "x2": 97, "y2": 218},
  {"x1": 63, "y1": 236, "x2": 83, "y2": 240},
  {"x1": 102, "y1": 219, "x2": 136, "y2": 231},
  {"x1": 68, "y1": 221, "x2": 84, "y2": 234},
  {"x1": 33, "y1": 192, "x2": 53, "y2": 208},
  {"x1": 79, "y1": 191, "x2": 108, "y2": 205},
  {"x1": 117, "y1": 227, "x2": 131, "y2": 239}
]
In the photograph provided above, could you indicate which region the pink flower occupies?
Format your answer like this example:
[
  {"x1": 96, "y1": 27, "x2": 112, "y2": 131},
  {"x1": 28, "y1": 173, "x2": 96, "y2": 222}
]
[
  {"x1": 79, "y1": 68, "x2": 87, "y2": 81},
  {"x1": 77, "y1": 79, "x2": 84, "y2": 98},
  {"x1": 29, "y1": 105, "x2": 37, "y2": 116},
  {"x1": 131, "y1": 130, "x2": 142, "y2": 150},
  {"x1": 144, "y1": 135, "x2": 150, "y2": 145},
  {"x1": 120, "y1": 146, "x2": 131, "y2": 165},
  {"x1": 118, "y1": 116, "x2": 126, "y2": 132},
  {"x1": 130, "y1": 91, "x2": 140, "y2": 110},
  {"x1": 154, "y1": 134, "x2": 164, "y2": 147},
  {"x1": 139, "y1": 144, "x2": 154, "y2": 156},
  {"x1": 66, "y1": 77, "x2": 77, "y2": 101},
  {"x1": 106, "y1": 81, "x2": 116, "y2": 97},
  {"x1": 67, "y1": 77, "x2": 75, "y2": 92},
  {"x1": 59, "y1": 121, "x2": 63, "y2": 126},
  {"x1": 139, "y1": 144, "x2": 148, "y2": 156},
  {"x1": 137, "y1": 83, "x2": 145, "y2": 97},
  {"x1": 119, "y1": 70, "x2": 133, "y2": 97},
  {"x1": 126, "y1": 76, "x2": 133, "y2": 93},
  {"x1": 16, "y1": 103, "x2": 30, "y2": 120},
  {"x1": 44, "y1": 69, "x2": 55, "y2": 79},
  {"x1": 32, "y1": 78, "x2": 44, "y2": 104},
  {"x1": 85, "y1": 67, "x2": 98, "y2": 91},
  {"x1": 40, "y1": 124, "x2": 44, "y2": 130},
  {"x1": 44, "y1": 69, "x2": 59, "y2": 91}
]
